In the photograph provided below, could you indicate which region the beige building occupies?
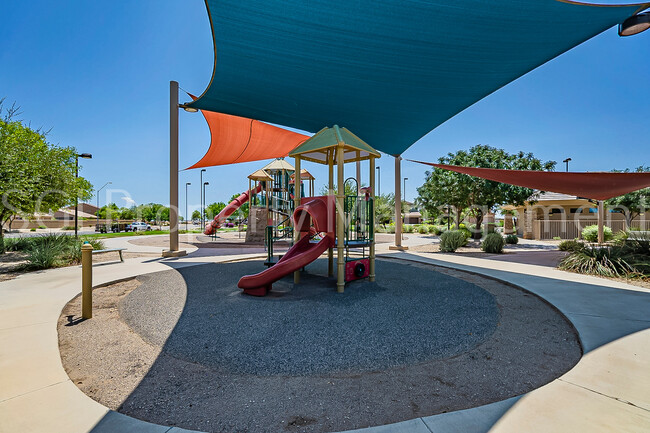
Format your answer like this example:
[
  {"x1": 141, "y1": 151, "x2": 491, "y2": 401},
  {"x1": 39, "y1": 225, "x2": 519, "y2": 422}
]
[{"x1": 505, "y1": 192, "x2": 648, "y2": 240}]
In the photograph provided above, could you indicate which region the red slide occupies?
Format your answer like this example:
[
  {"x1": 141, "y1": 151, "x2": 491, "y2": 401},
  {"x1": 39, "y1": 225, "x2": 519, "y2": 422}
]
[
  {"x1": 238, "y1": 196, "x2": 335, "y2": 296},
  {"x1": 204, "y1": 184, "x2": 263, "y2": 235}
]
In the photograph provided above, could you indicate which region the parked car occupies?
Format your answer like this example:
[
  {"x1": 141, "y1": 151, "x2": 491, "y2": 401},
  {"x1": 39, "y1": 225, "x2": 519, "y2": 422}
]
[{"x1": 127, "y1": 222, "x2": 151, "y2": 232}]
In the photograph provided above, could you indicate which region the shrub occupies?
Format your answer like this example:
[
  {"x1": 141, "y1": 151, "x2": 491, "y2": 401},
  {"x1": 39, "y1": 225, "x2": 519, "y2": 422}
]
[
  {"x1": 403, "y1": 224, "x2": 414, "y2": 233},
  {"x1": 418, "y1": 225, "x2": 428, "y2": 234},
  {"x1": 428, "y1": 225, "x2": 442, "y2": 235},
  {"x1": 61, "y1": 225, "x2": 77, "y2": 231},
  {"x1": 386, "y1": 224, "x2": 396, "y2": 234},
  {"x1": 481, "y1": 233, "x2": 505, "y2": 253},
  {"x1": 581, "y1": 225, "x2": 613, "y2": 243},
  {"x1": 440, "y1": 230, "x2": 468, "y2": 252},
  {"x1": 558, "y1": 239, "x2": 584, "y2": 252},
  {"x1": 559, "y1": 246, "x2": 636, "y2": 278},
  {"x1": 375, "y1": 225, "x2": 387, "y2": 233},
  {"x1": 30, "y1": 228, "x2": 36, "y2": 232},
  {"x1": 505, "y1": 234, "x2": 519, "y2": 244},
  {"x1": 38, "y1": 225, "x2": 47, "y2": 230},
  {"x1": 552, "y1": 236, "x2": 561, "y2": 241},
  {"x1": 4, "y1": 236, "x2": 33, "y2": 252}
]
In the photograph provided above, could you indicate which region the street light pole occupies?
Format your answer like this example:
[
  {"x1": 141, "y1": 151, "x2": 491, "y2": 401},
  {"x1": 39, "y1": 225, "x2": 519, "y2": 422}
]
[
  {"x1": 96, "y1": 181, "x2": 112, "y2": 215},
  {"x1": 185, "y1": 182, "x2": 191, "y2": 231},
  {"x1": 74, "y1": 153, "x2": 92, "y2": 238},
  {"x1": 376, "y1": 166, "x2": 381, "y2": 196},
  {"x1": 563, "y1": 157, "x2": 572, "y2": 172},
  {"x1": 203, "y1": 181, "x2": 209, "y2": 229},
  {"x1": 200, "y1": 169, "x2": 206, "y2": 230},
  {"x1": 403, "y1": 177, "x2": 408, "y2": 203}
]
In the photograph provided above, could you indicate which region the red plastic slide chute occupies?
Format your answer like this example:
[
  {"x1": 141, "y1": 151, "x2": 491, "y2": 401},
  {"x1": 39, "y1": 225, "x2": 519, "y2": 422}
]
[
  {"x1": 238, "y1": 196, "x2": 335, "y2": 296},
  {"x1": 204, "y1": 184, "x2": 263, "y2": 235}
]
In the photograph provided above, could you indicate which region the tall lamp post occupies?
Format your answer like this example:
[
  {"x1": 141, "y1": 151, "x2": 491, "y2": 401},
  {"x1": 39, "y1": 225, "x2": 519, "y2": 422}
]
[
  {"x1": 96, "y1": 181, "x2": 112, "y2": 215},
  {"x1": 403, "y1": 177, "x2": 408, "y2": 203},
  {"x1": 563, "y1": 157, "x2": 572, "y2": 172},
  {"x1": 376, "y1": 166, "x2": 381, "y2": 196},
  {"x1": 203, "y1": 181, "x2": 209, "y2": 228},
  {"x1": 200, "y1": 169, "x2": 206, "y2": 230},
  {"x1": 185, "y1": 182, "x2": 191, "y2": 231},
  {"x1": 75, "y1": 153, "x2": 93, "y2": 238}
]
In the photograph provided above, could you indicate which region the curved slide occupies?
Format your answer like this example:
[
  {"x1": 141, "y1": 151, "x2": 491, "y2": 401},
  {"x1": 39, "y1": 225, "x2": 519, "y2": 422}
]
[
  {"x1": 238, "y1": 196, "x2": 335, "y2": 296},
  {"x1": 204, "y1": 184, "x2": 263, "y2": 235}
]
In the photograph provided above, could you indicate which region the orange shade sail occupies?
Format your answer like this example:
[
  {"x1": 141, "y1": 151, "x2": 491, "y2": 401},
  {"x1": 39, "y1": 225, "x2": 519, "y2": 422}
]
[
  {"x1": 187, "y1": 96, "x2": 309, "y2": 169},
  {"x1": 411, "y1": 161, "x2": 650, "y2": 201}
]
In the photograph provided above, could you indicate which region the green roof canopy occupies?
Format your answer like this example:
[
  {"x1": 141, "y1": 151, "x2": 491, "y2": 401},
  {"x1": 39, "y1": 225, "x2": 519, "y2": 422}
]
[
  {"x1": 289, "y1": 125, "x2": 381, "y2": 165},
  {"x1": 187, "y1": 1, "x2": 648, "y2": 156}
]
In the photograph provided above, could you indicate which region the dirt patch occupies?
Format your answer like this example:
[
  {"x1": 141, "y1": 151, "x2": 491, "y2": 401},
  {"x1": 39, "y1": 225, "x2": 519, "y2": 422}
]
[{"x1": 59, "y1": 260, "x2": 581, "y2": 433}]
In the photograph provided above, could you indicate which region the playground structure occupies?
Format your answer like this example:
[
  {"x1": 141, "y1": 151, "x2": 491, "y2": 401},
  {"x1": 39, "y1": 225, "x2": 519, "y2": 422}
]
[{"x1": 238, "y1": 125, "x2": 380, "y2": 295}]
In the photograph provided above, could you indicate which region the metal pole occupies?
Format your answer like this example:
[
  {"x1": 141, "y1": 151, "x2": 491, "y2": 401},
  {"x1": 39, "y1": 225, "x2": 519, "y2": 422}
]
[
  {"x1": 376, "y1": 166, "x2": 380, "y2": 196},
  {"x1": 336, "y1": 144, "x2": 345, "y2": 293},
  {"x1": 185, "y1": 182, "x2": 191, "y2": 231},
  {"x1": 598, "y1": 200, "x2": 605, "y2": 244},
  {"x1": 75, "y1": 156, "x2": 79, "y2": 238},
  {"x1": 200, "y1": 169, "x2": 206, "y2": 231},
  {"x1": 328, "y1": 150, "x2": 334, "y2": 277},
  {"x1": 369, "y1": 156, "x2": 376, "y2": 282},
  {"x1": 294, "y1": 156, "x2": 301, "y2": 284},
  {"x1": 403, "y1": 177, "x2": 408, "y2": 203},
  {"x1": 393, "y1": 155, "x2": 403, "y2": 248},
  {"x1": 163, "y1": 80, "x2": 185, "y2": 257},
  {"x1": 81, "y1": 242, "x2": 93, "y2": 319}
]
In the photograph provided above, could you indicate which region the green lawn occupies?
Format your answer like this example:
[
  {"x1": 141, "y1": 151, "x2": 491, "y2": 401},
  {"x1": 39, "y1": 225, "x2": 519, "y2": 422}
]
[{"x1": 84, "y1": 228, "x2": 244, "y2": 239}]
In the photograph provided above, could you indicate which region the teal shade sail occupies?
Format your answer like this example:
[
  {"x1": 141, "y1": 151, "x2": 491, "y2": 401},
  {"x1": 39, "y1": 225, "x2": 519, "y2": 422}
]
[{"x1": 187, "y1": 1, "x2": 648, "y2": 156}]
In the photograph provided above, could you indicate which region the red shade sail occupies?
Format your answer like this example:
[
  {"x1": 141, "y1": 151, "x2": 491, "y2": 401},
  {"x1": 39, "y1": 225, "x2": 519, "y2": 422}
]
[
  {"x1": 410, "y1": 161, "x2": 650, "y2": 201},
  {"x1": 187, "y1": 96, "x2": 309, "y2": 169}
]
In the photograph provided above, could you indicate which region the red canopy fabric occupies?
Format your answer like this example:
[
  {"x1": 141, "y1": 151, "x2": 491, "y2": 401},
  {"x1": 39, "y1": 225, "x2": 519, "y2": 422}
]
[
  {"x1": 187, "y1": 96, "x2": 309, "y2": 169},
  {"x1": 410, "y1": 161, "x2": 650, "y2": 201}
]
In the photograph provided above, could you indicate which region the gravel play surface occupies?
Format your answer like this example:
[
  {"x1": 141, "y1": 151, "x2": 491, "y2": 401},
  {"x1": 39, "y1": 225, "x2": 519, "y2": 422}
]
[
  {"x1": 121, "y1": 259, "x2": 497, "y2": 375},
  {"x1": 59, "y1": 258, "x2": 581, "y2": 433}
]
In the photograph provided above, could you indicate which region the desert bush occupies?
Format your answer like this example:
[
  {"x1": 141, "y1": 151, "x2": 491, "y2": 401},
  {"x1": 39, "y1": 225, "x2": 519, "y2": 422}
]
[
  {"x1": 559, "y1": 246, "x2": 636, "y2": 277},
  {"x1": 581, "y1": 225, "x2": 613, "y2": 242},
  {"x1": 418, "y1": 225, "x2": 429, "y2": 234},
  {"x1": 403, "y1": 224, "x2": 414, "y2": 233},
  {"x1": 558, "y1": 239, "x2": 584, "y2": 252},
  {"x1": 38, "y1": 225, "x2": 47, "y2": 229},
  {"x1": 481, "y1": 233, "x2": 505, "y2": 253},
  {"x1": 428, "y1": 225, "x2": 442, "y2": 235},
  {"x1": 440, "y1": 230, "x2": 469, "y2": 252},
  {"x1": 505, "y1": 234, "x2": 519, "y2": 244},
  {"x1": 61, "y1": 225, "x2": 77, "y2": 231},
  {"x1": 386, "y1": 224, "x2": 396, "y2": 234}
]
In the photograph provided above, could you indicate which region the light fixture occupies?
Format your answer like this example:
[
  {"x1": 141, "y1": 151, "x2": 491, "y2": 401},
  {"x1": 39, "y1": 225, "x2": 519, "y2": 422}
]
[
  {"x1": 619, "y1": 12, "x2": 650, "y2": 37},
  {"x1": 180, "y1": 104, "x2": 198, "y2": 113},
  {"x1": 78, "y1": 153, "x2": 93, "y2": 159}
]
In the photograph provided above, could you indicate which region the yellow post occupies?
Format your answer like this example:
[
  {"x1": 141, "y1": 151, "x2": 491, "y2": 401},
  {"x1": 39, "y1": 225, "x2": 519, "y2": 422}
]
[
  {"x1": 369, "y1": 156, "x2": 376, "y2": 282},
  {"x1": 81, "y1": 242, "x2": 93, "y2": 319},
  {"x1": 328, "y1": 150, "x2": 334, "y2": 277},
  {"x1": 336, "y1": 144, "x2": 345, "y2": 293},
  {"x1": 294, "y1": 156, "x2": 301, "y2": 284}
]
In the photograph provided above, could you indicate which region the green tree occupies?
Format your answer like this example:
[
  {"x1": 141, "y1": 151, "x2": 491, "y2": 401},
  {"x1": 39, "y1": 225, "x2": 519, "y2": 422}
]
[
  {"x1": 205, "y1": 202, "x2": 227, "y2": 219},
  {"x1": 606, "y1": 166, "x2": 650, "y2": 227},
  {"x1": 228, "y1": 195, "x2": 249, "y2": 219},
  {"x1": 191, "y1": 210, "x2": 201, "y2": 220},
  {"x1": 375, "y1": 193, "x2": 395, "y2": 227},
  {"x1": 417, "y1": 145, "x2": 555, "y2": 236},
  {"x1": 0, "y1": 101, "x2": 93, "y2": 252}
]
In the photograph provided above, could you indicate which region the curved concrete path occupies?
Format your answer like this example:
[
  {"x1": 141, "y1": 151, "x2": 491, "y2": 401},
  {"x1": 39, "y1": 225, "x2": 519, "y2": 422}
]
[{"x1": 0, "y1": 241, "x2": 648, "y2": 432}]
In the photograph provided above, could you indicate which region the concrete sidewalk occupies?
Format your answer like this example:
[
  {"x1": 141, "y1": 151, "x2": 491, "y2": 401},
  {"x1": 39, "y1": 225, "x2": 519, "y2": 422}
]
[{"x1": 0, "y1": 243, "x2": 648, "y2": 432}]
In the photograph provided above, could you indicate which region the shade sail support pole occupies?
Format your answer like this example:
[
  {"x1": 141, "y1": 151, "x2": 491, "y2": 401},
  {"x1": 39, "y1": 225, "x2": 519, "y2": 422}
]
[
  {"x1": 337, "y1": 145, "x2": 345, "y2": 293},
  {"x1": 390, "y1": 155, "x2": 408, "y2": 251},
  {"x1": 294, "y1": 156, "x2": 301, "y2": 284},
  {"x1": 598, "y1": 200, "x2": 605, "y2": 244},
  {"x1": 163, "y1": 80, "x2": 186, "y2": 258}
]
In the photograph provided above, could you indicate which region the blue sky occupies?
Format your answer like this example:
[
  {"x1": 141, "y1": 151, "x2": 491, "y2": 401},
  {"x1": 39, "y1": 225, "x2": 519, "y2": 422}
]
[{"x1": 2, "y1": 1, "x2": 649, "y2": 218}]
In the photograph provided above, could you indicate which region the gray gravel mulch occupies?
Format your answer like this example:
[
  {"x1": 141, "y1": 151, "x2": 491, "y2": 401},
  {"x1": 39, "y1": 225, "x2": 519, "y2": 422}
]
[{"x1": 59, "y1": 258, "x2": 581, "y2": 433}]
